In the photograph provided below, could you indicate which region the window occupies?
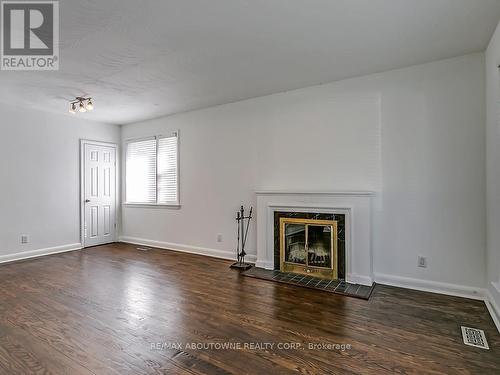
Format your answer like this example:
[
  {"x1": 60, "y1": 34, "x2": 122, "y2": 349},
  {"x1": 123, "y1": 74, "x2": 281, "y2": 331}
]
[{"x1": 125, "y1": 132, "x2": 179, "y2": 206}]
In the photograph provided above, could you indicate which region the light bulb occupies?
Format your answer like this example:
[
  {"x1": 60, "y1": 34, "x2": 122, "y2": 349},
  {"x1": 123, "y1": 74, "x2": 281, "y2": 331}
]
[
  {"x1": 86, "y1": 99, "x2": 94, "y2": 111},
  {"x1": 69, "y1": 103, "x2": 76, "y2": 113},
  {"x1": 79, "y1": 101, "x2": 86, "y2": 113}
]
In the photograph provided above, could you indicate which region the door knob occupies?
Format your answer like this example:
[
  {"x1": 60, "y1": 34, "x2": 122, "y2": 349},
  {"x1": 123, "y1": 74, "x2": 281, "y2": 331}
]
[{"x1": 85, "y1": 199, "x2": 91, "y2": 203}]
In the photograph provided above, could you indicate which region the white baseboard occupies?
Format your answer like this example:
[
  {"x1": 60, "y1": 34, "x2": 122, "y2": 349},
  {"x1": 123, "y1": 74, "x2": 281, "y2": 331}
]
[
  {"x1": 486, "y1": 284, "x2": 500, "y2": 333},
  {"x1": 255, "y1": 260, "x2": 274, "y2": 269},
  {"x1": 119, "y1": 236, "x2": 257, "y2": 263},
  {"x1": 374, "y1": 273, "x2": 486, "y2": 300},
  {"x1": 347, "y1": 273, "x2": 373, "y2": 287},
  {"x1": 0, "y1": 243, "x2": 82, "y2": 265}
]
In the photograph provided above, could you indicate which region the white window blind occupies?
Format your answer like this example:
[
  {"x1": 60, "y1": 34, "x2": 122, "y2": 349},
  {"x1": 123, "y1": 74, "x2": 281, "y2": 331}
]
[
  {"x1": 157, "y1": 136, "x2": 178, "y2": 204},
  {"x1": 126, "y1": 138, "x2": 157, "y2": 203},
  {"x1": 125, "y1": 133, "x2": 179, "y2": 205}
]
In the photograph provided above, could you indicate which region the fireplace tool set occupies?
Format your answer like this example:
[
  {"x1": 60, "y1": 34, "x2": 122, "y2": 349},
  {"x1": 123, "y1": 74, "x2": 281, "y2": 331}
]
[{"x1": 230, "y1": 205, "x2": 253, "y2": 270}]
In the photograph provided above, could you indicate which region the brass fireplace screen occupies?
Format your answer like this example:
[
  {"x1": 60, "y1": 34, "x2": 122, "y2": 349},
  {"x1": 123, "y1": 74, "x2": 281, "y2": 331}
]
[{"x1": 279, "y1": 218, "x2": 338, "y2": 280}]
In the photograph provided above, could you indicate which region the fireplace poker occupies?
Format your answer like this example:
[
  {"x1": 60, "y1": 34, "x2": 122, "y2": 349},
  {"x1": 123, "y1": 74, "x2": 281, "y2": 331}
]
[
  {"x1": 236, "y1": 210, "x2": 241, "y2": 263},
  {"x1": 240, "y1": 206, "x2": 245, "y2": 260},
  {"x1": 242, "y1": 207, "x2": 253, "y2": 252}
]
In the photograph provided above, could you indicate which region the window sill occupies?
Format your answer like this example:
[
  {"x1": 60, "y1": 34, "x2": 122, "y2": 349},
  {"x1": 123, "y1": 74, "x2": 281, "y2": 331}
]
[{"x1": 122, "y1": 203, "x2": 181, "y2": 209}]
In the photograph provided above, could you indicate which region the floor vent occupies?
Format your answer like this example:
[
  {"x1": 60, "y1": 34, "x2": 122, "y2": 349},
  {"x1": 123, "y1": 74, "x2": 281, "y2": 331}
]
[
  {"x1": 136, "y1": 247, "x2": 152, "y2": 251},
  {"x1": 461, "y1": 326, "x2": 489, "y2": 349}
]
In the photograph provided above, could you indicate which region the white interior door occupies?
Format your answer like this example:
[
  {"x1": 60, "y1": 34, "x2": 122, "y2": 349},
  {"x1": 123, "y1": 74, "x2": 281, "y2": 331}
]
[{"x1": 83, "y1": 142, "x2": 116, "y2": 247}]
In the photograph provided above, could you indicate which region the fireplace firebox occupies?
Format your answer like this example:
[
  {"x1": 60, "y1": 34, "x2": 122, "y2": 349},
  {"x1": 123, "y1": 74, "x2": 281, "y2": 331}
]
[
  {"x1": 274, "y1": 211, "x2": 345, "y2": 280},
  {"x1": 280, "y1": 217, "x2": 338, "y2": 279}
]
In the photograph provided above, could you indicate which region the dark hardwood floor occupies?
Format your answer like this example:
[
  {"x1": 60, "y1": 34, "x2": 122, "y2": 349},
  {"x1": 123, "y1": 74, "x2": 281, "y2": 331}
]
[{"x1": 0, "y1": 243, "x2": 498, "y2": 374}]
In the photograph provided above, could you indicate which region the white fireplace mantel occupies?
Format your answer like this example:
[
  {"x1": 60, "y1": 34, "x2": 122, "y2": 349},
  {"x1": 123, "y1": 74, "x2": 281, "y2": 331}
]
[{"x1": 255, "y1": 190, "x2": 374, "y2": 286}]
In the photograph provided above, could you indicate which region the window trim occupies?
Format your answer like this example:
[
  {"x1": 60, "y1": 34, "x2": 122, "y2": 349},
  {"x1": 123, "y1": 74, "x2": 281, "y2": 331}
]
[{"x1": 123, "y1": 132, "x2": 180, "y2": 208}]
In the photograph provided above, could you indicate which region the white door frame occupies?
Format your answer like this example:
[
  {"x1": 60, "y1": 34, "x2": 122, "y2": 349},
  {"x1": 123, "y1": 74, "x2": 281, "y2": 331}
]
[{"x1": 80, "y1": 139, "x2": 119, "y2": 247}]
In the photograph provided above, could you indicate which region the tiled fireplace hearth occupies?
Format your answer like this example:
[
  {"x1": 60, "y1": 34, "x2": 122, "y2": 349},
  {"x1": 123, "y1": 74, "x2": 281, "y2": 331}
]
[{"x1": 256, "y1": 191, "x2": 374, "y2": 286}]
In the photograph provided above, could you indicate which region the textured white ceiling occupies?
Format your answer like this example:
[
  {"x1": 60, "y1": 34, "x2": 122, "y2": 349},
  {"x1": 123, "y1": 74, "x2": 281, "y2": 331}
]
[{"x1": 1, "y1": 0, "x2": 499, "y2": 125}]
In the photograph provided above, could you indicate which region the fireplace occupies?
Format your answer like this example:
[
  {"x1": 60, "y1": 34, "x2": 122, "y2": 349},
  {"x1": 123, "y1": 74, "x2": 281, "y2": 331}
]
[
  {"x1": 275, "y1": 211, "x2": 345, "y2": 280},
  {"x1": 256, "y1": 191, "x2": 374, "y2": 286},
  {"x1": 280, "y1": 217, "x2": 338, "y2": 279}
]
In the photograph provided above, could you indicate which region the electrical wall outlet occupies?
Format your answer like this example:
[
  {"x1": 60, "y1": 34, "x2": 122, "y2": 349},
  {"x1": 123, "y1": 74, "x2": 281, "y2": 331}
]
[
  {"x1": 417, "y1": 255, "x2": 427, "y2": 268},
  {"x1": 21, "y1": 235, "x2": 29, "y2": 244},
  {"x1": 216, "y1": 234, "x2": 223, "y2": 243}
]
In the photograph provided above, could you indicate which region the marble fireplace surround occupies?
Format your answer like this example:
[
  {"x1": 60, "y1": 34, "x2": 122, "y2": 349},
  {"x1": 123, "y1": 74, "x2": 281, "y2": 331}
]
[{"x1": 255, "y1": 191, "x2": 374, "y2": 286}]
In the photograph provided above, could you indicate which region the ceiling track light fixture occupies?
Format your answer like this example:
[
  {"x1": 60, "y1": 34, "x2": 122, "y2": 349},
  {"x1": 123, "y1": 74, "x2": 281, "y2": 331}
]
[{"x1": 69, "y1": 97, "x2": 94, "y2": 114}]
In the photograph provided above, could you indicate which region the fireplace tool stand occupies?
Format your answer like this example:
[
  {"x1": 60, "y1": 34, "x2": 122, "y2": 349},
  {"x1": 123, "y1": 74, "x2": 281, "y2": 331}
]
[{"x1": 230, "y1": 205, "x2": 253, "y2": 270}]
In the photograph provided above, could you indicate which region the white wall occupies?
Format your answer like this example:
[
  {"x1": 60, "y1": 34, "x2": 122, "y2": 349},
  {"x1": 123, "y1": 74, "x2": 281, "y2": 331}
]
[
  {"x1": 121, "y1": 88, "x2": 381, "y2": 261},
  {"x1": 0, "y1": 103, "x2": 120, "y2": 259},
  {"x1": 121, "y1": 53, "x2": 486, "y2": 291},
  {"x1": 374, "y1": 54, "x2": 485, "y2": 290},
  {"x1": 486, "y1": 21, "x2": 500, "y2": 321}
]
